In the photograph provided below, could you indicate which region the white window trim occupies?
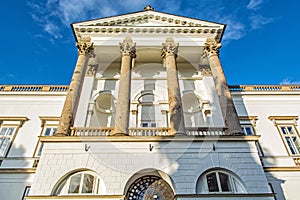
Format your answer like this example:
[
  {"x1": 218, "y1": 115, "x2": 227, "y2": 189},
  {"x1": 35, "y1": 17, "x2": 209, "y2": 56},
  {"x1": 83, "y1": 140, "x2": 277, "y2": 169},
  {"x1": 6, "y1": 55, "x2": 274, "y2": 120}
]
[{"x1": 0, "y1": 117, "x2": 28, "y2": 158}]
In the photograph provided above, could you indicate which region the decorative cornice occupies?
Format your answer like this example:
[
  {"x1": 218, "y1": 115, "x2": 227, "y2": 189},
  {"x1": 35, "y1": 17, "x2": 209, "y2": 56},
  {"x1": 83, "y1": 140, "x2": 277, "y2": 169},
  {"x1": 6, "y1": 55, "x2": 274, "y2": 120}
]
[
  {"x1": 162, "y1": 38, "x2": 179, "y2": 58},
  {"x1": 74, "y1": 26, "x2": 223, "y2": 36},
  {"x1": 40, "y1": 135, "x2": 260, "y2": 142},
  {"x1": 119, "y1": 37, "x2": 136, "y2": 57},
  {"x1": 200, "y1": 68, "x2": 212, "y2": 76},
  {"x1": 204, "y1": 38, "x2": 222, "y2": 57}
]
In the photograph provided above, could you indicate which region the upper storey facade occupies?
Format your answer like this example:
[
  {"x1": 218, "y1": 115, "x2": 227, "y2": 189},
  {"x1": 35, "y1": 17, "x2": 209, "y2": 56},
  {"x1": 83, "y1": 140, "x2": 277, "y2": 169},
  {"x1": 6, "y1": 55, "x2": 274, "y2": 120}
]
[{"x1": 63, "y1": 6, "x2": 242, "y2": 137}]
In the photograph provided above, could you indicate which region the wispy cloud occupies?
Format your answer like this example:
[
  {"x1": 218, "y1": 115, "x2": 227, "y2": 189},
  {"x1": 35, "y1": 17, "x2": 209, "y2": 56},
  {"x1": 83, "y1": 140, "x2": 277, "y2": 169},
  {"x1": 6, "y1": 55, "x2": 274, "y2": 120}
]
[
  {"x1": 249, "y1": 14, "x2": 274, "y2": 30},
  {"x1": 280, "y1": 78, "x2": 300, "y2": 85},
  {"x1": 247, "y1": 0, "x2": 264, "y2": 10},
  {"x1": 27, "y1": 0, "x2": 274, "y2": 43}
]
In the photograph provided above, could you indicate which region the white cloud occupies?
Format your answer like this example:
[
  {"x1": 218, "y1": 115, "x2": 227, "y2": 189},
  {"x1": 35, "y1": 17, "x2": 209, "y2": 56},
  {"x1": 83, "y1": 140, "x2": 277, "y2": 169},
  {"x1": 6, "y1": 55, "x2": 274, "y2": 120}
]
[
  {"x1": 249, "y1": 14, "x2": 273, "y2": 30},
  {"x1": 247, "y1": 0, "x2": 264, "y2": 10},
  {"x1": 280, "y1": 78, "x2": 300, "y2": 85},
  {"x1": 217, "y1": 16, "x2": 246, "y2": 41}
]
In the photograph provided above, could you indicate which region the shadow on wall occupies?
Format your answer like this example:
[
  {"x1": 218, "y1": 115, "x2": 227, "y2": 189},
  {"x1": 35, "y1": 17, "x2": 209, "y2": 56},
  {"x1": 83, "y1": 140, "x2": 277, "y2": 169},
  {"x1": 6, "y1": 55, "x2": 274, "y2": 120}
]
[
  {"x1": 233, "y1": 98, "x2": 286, "y2": 200},
  {"x1": 0, "y1": 144, "x2": 32, "y2": 200}
]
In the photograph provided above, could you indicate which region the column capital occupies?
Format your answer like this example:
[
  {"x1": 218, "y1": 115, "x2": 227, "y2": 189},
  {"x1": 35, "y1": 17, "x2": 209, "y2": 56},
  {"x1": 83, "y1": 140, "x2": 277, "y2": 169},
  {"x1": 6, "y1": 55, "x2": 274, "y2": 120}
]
[
  {"x1": 162, "y1": 38, "x2": 179, "y2": 58},
  {"x1": 119, "y1": 37, "x2": 136, "y2": 58},
  {"x1": 204, "y1": 38, "x2": 222, "y2": 57},
  {"x1": 76, "y1": 37, "x2": 94, "y2": 57}
]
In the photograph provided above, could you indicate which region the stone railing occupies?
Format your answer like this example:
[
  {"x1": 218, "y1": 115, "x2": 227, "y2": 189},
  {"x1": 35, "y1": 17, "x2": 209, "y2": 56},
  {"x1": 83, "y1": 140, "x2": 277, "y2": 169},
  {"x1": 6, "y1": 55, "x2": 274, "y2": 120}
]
[
  {"x1": 70, "y1": 127, "x2": 226, "y2": 137},
  {"x1": 128, "y1": 127, "x2": 170, "y2": 136},
  {"x1": 186, "y1": 127, "x2": 225, "y2": 136},
  {"x1": 229, "y1": 85, "x2": 300, "y2": 92},
  {"x1": 0, "y1": 85, "x2": 69, "y2": 92},
  {"x1": 71, "y1": 127, "x2": 114, "y2": 136}
]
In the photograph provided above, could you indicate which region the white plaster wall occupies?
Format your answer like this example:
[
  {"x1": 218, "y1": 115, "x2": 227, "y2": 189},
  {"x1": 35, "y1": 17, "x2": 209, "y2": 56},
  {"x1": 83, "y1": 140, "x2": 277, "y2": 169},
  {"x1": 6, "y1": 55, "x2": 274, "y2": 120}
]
[
  {"x1": 232, "y1": 93, "x2": 300, "y2": 167},
  {"x1": 0, "y1": 93, "x2": 65, "y2": 168},
  {"x1": 30, "y1": 140, "x2": 270, "y2": 196}
]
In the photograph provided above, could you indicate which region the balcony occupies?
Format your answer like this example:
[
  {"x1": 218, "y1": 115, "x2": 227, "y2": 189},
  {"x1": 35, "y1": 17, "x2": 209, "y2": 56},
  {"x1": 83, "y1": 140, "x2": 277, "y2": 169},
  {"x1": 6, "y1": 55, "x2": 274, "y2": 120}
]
[{"x1": 70, "y1": 127, "x2": 225, "y2": 136}]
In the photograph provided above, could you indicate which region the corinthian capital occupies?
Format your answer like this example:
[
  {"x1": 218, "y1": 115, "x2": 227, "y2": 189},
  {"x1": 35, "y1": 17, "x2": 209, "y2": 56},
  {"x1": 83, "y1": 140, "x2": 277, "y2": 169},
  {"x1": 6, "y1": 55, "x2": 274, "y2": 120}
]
[
  {"x1": 162, "y1": 38, "x2": 179, "y2": 58},
  {"x1": 204, "y1": 39, "x2": 222, "y2": 57},
  {"x1": 119, "y1": 37, "x2": 136, "y2": 57},
  {"x1": 76, "y1": 37, "x2": 94, "y2": 56}
]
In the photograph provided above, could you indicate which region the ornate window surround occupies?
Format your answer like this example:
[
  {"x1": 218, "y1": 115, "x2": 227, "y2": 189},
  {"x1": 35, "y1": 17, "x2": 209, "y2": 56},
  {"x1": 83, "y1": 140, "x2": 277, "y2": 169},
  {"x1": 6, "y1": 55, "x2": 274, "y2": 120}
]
[
  {"x1": 268, "y1": 116, "x2": 300, "y2": 156},
  {"x1": 0, "y1": 117, "x2": 28, "y2": 158},
  {"x1": 33, "y1": 117, "x2": 59, "y2": 159}
]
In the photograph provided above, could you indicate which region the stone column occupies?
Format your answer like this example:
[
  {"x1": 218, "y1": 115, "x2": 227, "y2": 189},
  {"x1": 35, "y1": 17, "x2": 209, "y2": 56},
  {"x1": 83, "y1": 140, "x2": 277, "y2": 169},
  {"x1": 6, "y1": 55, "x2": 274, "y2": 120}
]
[
  {"x1": 55, "y1": 37, "x2": 94, "y2": 136},
  {"x1": 162, "y1": 38, "x2": 186, "y2": 135},
  {"x1": 204, "y1": 38, "x2": 243, "y2": 135},
  {"x1": 113, "y1": 37, "x2": 136, "y2": 135}
]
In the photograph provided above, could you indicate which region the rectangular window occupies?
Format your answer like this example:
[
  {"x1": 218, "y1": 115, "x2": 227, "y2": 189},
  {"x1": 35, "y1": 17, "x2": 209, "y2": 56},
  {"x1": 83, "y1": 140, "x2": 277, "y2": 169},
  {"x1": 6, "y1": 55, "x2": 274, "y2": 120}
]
[
  {"x1": 35, "y1": 127, "x2": 57, "y2": 157},
  {"x1": 34, "y1": 117, "x2": 59, "y2": 159},
  {"x1": 241, "y1": 125, "x2": 255, "y2": 135},
  {"x1": 0, "y1": 126, "x2": 17, "y2": 157},
  {"x1": 278, "y1": 125, "x2": 300, "y2": 155}
]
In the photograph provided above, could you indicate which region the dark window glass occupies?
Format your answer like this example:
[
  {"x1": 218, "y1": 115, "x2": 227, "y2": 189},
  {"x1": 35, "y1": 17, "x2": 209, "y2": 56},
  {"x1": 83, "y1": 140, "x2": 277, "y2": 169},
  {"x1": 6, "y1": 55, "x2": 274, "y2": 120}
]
[
  {"x1": 206, "y1": 172, "x2": 219, "y2": 192},
  {"x1": 219, "y1": 172, "x2": 231, "y2": 192},
  {"x1": 82, "y1": 174, "x2": 95, "y2": 193}
]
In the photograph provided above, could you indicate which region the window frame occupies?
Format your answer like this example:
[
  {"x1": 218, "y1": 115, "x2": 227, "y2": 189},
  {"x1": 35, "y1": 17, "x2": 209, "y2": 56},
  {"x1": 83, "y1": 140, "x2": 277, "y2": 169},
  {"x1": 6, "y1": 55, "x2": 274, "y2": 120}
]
[
  {"x1": 197, "y1": 169, "x2": 246, "y2": 194},
  {"x1": 277, "y1": 124, "x2": 300, "y2": 155},
  {"x1": 33, "y1": 117, "x2": 59, "y2": 158},
  {"x1": 0, "y1": 117, "x2": 27, "y2": 158},
  {"x1": 54, "y1": 171, "x2": 104, "y2": 196},
  {"x1": 268, "y1": 116, "x2": 300, "y2": 156}
]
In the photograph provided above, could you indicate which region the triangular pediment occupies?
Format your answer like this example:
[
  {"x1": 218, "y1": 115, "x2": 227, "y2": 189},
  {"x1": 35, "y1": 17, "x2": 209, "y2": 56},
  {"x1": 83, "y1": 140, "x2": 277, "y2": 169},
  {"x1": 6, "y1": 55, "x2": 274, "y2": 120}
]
[{"x1": 72, "y1": 10, "x2": 224, "y2": 28}]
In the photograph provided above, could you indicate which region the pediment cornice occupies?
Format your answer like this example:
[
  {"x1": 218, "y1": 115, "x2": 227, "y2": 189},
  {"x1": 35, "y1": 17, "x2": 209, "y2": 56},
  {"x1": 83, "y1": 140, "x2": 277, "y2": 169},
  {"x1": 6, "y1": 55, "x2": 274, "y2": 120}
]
[{"x1": 72, "y1": 10, "x2": 226, "y2": 42}]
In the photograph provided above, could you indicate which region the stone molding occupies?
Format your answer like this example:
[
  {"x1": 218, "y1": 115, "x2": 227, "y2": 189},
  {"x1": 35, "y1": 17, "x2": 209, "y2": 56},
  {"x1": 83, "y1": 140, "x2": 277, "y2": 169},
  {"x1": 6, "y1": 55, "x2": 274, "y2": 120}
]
[{"x1": 200, "y1": 68, "x2": 212, "y2": 76}]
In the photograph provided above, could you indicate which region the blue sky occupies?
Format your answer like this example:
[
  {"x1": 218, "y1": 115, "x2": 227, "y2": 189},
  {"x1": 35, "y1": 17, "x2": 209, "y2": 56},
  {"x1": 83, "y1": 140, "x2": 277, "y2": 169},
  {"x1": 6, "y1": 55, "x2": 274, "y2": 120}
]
[{"x1": 1, "y1": 0, "x2": 299, "y2": 85}]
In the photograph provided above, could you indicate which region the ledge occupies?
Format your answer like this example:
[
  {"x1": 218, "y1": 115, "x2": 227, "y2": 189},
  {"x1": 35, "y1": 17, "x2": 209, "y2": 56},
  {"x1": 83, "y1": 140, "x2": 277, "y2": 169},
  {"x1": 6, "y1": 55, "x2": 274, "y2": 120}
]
[
  {"x1": 175, "y1": 193, "x2": 274, "y2": 198},
  {"x1": 264, "y1": 166, "x2": 300, "y2": 172},
  {"x1": 26, "y1": 195, "x2": 124, "y2": 199},
  {"x1": 40, "y1": 135, "x2": 260, "y2": 142},
  {"x1": 0, "y1": 168, "x2": 36, "y2": 173}
]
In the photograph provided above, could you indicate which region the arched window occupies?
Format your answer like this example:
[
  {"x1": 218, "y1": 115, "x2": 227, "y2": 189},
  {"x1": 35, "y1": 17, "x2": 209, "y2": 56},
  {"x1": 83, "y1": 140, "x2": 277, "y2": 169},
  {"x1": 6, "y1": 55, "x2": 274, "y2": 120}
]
[
  {"x1": 125, "y1": 175, "x2": 174, "y2": 200},
  {"x1": 196, "y1": 169, "x2": 246, "y2": 194},
  {"x1": 53, "y1": 171, "x2": 105, "y2": 195}
]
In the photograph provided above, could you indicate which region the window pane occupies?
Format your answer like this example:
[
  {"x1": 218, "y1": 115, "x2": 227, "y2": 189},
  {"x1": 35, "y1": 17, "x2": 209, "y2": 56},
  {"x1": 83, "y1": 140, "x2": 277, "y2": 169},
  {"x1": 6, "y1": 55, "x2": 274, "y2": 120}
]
[
  {"x1": 281, "y1": 127, "x2": 287, "y2": 135},
  {"x1": 206, "y1": 172, "x2": 219, "y2": 192},
  {"x1": 287, "y1": 127, "x2": 294, "y2": 134},
  {"x1": 292, "y1": 136, "x2": 300, "y2": 154},
  {"x1": 285, "y1": 137, "x2": 296, "y2": 154},
  {"x1": 68, "y1": 174, "x2": 81, "y2": 193},
  {"x1": 219, "y1": 172, "x2": 231, "y2": 192},
  {"x1": 0, "y1": 128, "x2": 7, "y2": 136},
  {"x1": 82, "y1": 174, "x2": 95, "y2": 193},
  {"x1": 7, "y1": 128, "x2": 15, "y2": 136}
]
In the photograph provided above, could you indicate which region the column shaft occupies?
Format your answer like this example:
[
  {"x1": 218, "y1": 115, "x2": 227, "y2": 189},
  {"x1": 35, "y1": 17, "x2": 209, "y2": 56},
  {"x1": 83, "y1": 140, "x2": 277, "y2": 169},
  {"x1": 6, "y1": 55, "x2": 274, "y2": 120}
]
[
  {"x1": 55, "y1": 38, "x2": 94, "y2": 136},
  {"x1": 204, "y1": 38, "x2": 242, "y2": 135},
  {"x1": 162, "y1": 38, "x2": 186, "y2": 135},
  {"x1": 113, "y1": 37, "x2": 136, "y2": 135}
]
